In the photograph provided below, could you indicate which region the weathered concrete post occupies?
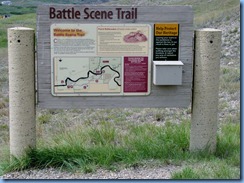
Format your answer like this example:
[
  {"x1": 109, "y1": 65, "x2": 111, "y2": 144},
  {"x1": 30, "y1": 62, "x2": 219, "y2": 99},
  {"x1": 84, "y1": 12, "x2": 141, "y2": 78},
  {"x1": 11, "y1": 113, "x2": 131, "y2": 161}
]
[
  {"x1": 8, "y1": 27, "x2": 36, "y2": 158},
  {"x1": 190, "y1": 28, "x2": 222, "y2": 153}
]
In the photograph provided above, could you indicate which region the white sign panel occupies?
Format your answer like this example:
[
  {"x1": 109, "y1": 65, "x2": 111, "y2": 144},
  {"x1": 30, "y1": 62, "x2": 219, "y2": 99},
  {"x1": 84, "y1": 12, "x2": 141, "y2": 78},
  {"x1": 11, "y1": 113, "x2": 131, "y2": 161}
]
[{"x1": 50, "y1": 24, "x2": 151, "y2": 96}]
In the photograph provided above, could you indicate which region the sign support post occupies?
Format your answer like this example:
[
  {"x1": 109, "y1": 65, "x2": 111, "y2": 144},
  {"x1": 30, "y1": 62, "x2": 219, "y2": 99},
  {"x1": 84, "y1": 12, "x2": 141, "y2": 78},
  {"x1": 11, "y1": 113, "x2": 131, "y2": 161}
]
[
  {"x1": 8, "y1": 27, "x2": 36, "y2": 158},
  {"x1": 190, "y1": 28, "x2": 222, "y2": 153}
]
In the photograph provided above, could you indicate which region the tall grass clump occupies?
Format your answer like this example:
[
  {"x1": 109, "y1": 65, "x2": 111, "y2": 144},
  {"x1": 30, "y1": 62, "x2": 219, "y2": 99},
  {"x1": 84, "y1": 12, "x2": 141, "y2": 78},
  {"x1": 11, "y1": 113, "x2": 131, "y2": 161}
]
[
  {"x1": 1, "y1": 118, "x2": 240, "y2": 179},
  {"x1": 1, "y1": 120, "x2": 191, "y2": 173},
  {"x1": 172, "y1": 122, "x2": 240, "y2": 179},
  {"x1": 125, "y1": 121, "x2": 190, "y2": 160}
]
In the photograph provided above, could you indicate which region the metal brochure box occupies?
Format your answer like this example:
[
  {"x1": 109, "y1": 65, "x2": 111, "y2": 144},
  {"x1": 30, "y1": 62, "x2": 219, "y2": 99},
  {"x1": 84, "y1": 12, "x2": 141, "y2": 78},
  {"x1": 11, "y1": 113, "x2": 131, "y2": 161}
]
[{"x1": 153, "y1": 61, "x2": 184, "y2": 85}]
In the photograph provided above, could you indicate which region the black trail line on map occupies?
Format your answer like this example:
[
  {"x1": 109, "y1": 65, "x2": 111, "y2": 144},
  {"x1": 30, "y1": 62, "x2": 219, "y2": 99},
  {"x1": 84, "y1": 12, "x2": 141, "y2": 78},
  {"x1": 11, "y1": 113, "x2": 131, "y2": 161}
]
[{"x1": 54, "y1": 65, "x2": 121, "y2": 87}]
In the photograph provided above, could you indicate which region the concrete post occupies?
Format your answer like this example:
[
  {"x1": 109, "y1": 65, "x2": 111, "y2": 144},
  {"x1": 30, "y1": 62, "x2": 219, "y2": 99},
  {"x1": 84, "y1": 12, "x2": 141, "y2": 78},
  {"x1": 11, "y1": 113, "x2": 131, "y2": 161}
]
[
  {"x1": 190, "y1": 28, "x2": 222, "y2": 153},
  {"x1": 8, "y1": 27, "x2": 36, "y2": 158}
]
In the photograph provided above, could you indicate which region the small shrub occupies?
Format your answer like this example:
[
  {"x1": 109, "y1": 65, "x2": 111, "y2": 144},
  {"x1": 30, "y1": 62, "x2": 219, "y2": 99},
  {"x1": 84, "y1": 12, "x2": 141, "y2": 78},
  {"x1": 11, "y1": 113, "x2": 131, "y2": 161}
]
[
  {"x1": 0, "y1": 124, "x2": 8, "y2": 130},
  {"x1": 37, "y1": 114, "x2": 52, "y2": 124},
  {"x1": 0, "y1": 100, "x2": 6, "y2": 109}
]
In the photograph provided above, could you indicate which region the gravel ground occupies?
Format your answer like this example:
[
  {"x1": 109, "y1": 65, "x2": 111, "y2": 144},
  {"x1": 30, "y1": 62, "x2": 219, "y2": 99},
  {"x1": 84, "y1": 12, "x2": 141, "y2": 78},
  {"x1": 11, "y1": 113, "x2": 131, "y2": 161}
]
[{"x1": 1, "y1": 165, "x2": 181, "y2": 179}]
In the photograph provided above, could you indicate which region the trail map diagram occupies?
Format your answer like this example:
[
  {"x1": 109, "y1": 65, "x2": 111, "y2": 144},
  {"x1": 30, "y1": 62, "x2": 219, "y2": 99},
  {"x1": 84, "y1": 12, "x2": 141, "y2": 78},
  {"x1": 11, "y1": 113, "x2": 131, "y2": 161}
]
[{"x1": 52, "y1": 57, "x2": 122, "y2": 95}]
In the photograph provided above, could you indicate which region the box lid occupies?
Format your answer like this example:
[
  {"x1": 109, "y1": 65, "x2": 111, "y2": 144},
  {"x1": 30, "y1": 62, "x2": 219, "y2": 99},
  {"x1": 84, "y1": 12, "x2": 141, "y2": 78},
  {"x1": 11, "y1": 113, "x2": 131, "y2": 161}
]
[{"x1": 153, "y1": 61, "x2": 184, "y2": 66}]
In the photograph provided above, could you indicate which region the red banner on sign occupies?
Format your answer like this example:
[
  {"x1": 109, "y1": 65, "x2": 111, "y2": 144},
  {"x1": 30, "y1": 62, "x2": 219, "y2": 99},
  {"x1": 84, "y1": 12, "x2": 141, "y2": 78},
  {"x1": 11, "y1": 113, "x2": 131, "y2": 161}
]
[{"x1": 124, "y1": 56, "x2": 148, "y2": 93}]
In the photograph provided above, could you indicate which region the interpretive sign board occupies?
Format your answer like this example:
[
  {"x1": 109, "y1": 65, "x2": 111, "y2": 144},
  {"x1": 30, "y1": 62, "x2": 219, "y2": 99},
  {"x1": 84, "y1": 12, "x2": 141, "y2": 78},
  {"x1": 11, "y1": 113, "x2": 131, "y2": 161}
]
[
  {"x1": 37, "y1": 5, "x2": 193, "y2": 108},
  {"x1": 51, "y1": 24, "x2": 151, "y2": 96}
]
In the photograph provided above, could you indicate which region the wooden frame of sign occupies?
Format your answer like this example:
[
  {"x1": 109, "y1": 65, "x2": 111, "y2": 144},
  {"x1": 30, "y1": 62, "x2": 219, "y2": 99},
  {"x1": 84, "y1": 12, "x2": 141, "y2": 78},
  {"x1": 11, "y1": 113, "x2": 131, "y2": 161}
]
[{"x1": 37, "y1": 5, "x2": 193, "y2": 108}]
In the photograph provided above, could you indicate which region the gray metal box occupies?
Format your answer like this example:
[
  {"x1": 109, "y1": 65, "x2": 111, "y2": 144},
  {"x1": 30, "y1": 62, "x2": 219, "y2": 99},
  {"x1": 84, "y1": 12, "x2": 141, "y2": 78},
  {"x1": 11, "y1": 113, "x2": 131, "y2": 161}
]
[{"x1": 153, "y1": 61, "x2": 184, "y2": 85}]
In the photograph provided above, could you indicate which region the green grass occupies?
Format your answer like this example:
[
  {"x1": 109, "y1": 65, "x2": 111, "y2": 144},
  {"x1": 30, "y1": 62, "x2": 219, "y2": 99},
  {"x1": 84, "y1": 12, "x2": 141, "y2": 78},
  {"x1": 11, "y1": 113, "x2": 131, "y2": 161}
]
[
  {"x1": 220, "y1": 67, "x2": 240, "y2": 94},
  {"x1": 0, "y1": 118, "x2": 240, "y2": 179},
  {"x1": 8, "y1": 0, "x2": 109, "y2": 6},
  {"x1": 110, "y1": 0, "x2": 239, "y2": 26},
  {"x1": 37, "y1": 113, "x2": 52, "y2": 124},
  {"x1": 172, "y1": 122, "x2": 240, "y2": 179},
  {"x1": 170, "y1": 0, "x2": 239, "y2": 26},
  {"x1": 0, "y1": 13, "x2": 36, "y2": 48},
  {"x1": 0, "y1": 67, "x2": 8, "y2": 87},
  {"x1": 0, "y1": 97, "x2": 8, "y2": 117},
  {"x1": 172, "y1": 161, "x2": 239, "y2": 179},
  {"x1": 0, "y1": 0, "x2": 240, "y2": 179},
  {"x1": 172, "y1": 167, "x2": 201, "y2": 179},
  {"x1": 0, "y1": 5, "x2": 36, "y2": 15},
  {"x1": 0, "y1": 0, "x2": 240, "y2": 48}
]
